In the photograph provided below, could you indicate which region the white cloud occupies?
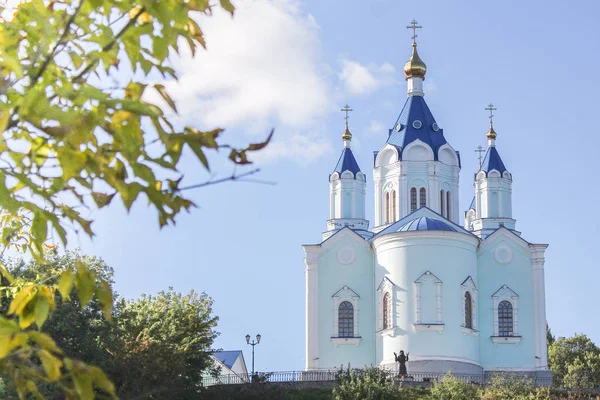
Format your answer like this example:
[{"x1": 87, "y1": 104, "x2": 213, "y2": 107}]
[
  {"x1": 339, "y1": 60, "x2": 379, "y2": 95},
  {"x1": 252, "y1": 133, "x2": 333, "y2": 166},
  {"x1": 339, "y1": 60, "x2": 397, "y2": 96},
  {"x1": 163, "y1": 0, "x2": 329, "y2": 130},
  {"x1": 368, "y1": 120, "x2": 385, "y2": 135}
]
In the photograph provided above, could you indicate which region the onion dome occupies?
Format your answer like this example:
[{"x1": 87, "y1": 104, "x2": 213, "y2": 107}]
[
  {"x1": 404, "y1": 43, "x2": 427, "y2": 80},
  {"x1": 342, "y1": 124, "x2": 352, "y2": 141},
  {"x1": 487, "y1": 123, "x2": 497, "y2": 140}
]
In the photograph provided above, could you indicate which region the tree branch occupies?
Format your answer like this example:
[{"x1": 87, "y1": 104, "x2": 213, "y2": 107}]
[{"x1": 176, "y1": 168, "x2": 263, "y2": 192}]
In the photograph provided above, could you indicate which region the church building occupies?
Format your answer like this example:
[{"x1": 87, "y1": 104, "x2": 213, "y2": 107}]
[{"x1": 302, "y1": 22, "x2": 551, "y2": 380}]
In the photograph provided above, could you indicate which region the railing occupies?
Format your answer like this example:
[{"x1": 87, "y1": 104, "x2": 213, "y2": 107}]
[{"x1": 201, "y1": 370, "x2": 553, "y2": 387}]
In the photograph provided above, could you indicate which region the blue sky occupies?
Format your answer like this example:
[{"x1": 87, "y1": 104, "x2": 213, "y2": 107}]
[{"x1": 69, "y1": 0, "x2": 600, "y2": 372}]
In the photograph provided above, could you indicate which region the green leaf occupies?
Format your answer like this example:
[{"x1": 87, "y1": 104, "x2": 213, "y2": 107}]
[
  {"x1": 154, "y1": 84, "x2": 178, "y2": 113},
  {"x1": 8, "y1": 284, "x2": 36, "y2": 315},
  {"x1": 220, "y1": 0, "x2": 235, "y2": 14},
  {"x1": 58, "y1": 268, "x2": 74, "y2": 301},
  {"x1": 91, "y1": 192, "x2": 116, "y2": 209}
]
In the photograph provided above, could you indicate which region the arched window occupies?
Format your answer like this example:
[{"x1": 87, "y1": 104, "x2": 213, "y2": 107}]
[
  {"x1": 464, "y1": 292, "x2": 473, "y2": 329},
  {"x1": 446, "y1": 191, "x2": 451, "y2": 220},
  {"x1": 419, "y1": 188, "x2": 426, "y2": 207},
  {"x1": 440, "y1": 190, "x2": 445, "y2": 217},
  {"x1": 410, "y1": 188, "x2": 417, "y2": 212},
  {"x1": 498, "y1": 300, "x2": 513, "y2": 337},
  {"x1": 385, "y1": 192, "x2": 390, "y2": 224},
  {"x1": 392, "y1": 190, "x2": 397, "y2": 221},
  {"x1": 338, "y1": 301, "x2": 354, "y2": 337},
  {"x1": 382, "y1": 292, "x2": 391, "y2": 330}
]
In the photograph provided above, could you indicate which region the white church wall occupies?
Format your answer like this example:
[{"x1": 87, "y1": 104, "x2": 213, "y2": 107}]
[
  {"x1": 477, "y1": 235, "x2": 537, "y2": 371},
  {"x1": 313, "y1": 234, "x2": 375, "y2": 370},
  {"x1": 372, "y1": 232, "x2": 480, "y2": 372}
]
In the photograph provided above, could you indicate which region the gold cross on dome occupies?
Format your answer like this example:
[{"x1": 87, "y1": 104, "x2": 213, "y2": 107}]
[
  {"x1": 341, "y1": 104, "x2": 353, "y2": 126},
  {"x1": 407, "y1": 19, "x2": 423, "y2": 44},
  {"x1": 485, "y1": 103, "x2": 497, "y2": 125},
  {"x1": 475, "y1": 145, "x2": 485, "y2": 169}
]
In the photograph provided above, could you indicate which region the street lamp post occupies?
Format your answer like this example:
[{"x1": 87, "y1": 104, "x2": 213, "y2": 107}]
[{"x1": 245, "y1": 333, "x2": 261, "y2": 381}]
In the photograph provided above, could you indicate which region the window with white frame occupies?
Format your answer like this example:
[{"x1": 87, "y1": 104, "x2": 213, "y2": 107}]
[
  {"x1": 414, "y1": 271, "x2": 443, "y2": 332},
  {"x1": 377, "y1": 277, "x2": 397, "y2": 334},
  {"x1": 460, "y1": 276, "x2": 478, "y2": 333},
  {"x1": 492, "y1": 285, "x2": 520, "y2": 344},
  {"x1": 332, "y1": 286, "x2": 360, "y2": 345}
]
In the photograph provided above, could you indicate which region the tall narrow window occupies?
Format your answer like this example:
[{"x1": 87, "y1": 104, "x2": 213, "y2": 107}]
[
  {"x1": 446, "y1": 191, "x2": 451, "y2": 220},
  {"x1": 410, "y1": 188, "x2": 417, "y2": 212},
  {"x1": 338, "y1": 301, "x2": 354, "y2": 337},
  {"x1": 419, "y1": 188, "x2": 426, "y2": 207},
  {"x1": 498, "y1": 301, "x2": 513, "y2": 337},
  {"x1": 440, "y1": 190, "x2": 445, "y2": 217},
  {"x1": 382, "y1": 292, "x2": 391, "y2": 329},
  {"x1": 464, "y1": 292, "x2": 473, "y2": 329},
  {"x1": 385, "y1": 192, "x2": 390, "y2": 224},
  {"x1": 392, "y1": 190, "x2": 397, "y2": 221}
]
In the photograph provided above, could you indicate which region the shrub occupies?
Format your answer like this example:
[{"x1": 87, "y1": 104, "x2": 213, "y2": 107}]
[
  {"x1": 332, "y1": 367, "x2": 400, "y2": 400},
  {"x1": 482, "y1": 372, "x2": 537, "y2": 400},
  {"x1": 430, "y1": 373, "x2": 481, "y2": 400}
]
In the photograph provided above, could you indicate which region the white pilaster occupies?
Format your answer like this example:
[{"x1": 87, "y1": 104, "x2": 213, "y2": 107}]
[
  {"x1": 530, "y1": 244, "x2": 549, "y2": 369},
  {"x1": 304, "y1": 248, "x2": 319, "y2": 370}
]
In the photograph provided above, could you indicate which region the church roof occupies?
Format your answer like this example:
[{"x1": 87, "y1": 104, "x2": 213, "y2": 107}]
[
  {"x1": 398, "y1": 217, "x2": 458, "y2": 232},
  {"x1": 387, "y1": 96, "x2": 448, "y2": 160},
  {"x1": 375, "y1": 216, "x2": 458, "y2": 238},
  {"x1": 480, "y1": 146, "x2": 507, "y2": 175},
  {"x1": 332, "y1": 147, "x2": 361, "y2": 178},
  {"x1": 213, "y1": 351, "x2": 242, "y2": 369}
]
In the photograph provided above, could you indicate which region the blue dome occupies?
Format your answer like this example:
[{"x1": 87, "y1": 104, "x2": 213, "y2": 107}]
[
  {"x1": 398, "y1": 217, "x2": 457, "y2": 232},
  {"x1": 480, "y1": 146, "x2": 507, "y2": 176}
]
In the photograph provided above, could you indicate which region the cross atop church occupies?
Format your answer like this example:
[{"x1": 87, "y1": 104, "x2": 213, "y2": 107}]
[
  {"x1": 485, "y1": 103, "x2": 497, "y2": 125},
  {"x1": 341, "y1": 104, "x2": 353, "y2": 127},
  {"x1": 475, "y1": 145, "x2": 485, "y2": 169},
  {"x1": 407, "y1": 19, "x2": 423, "y2": 44}
]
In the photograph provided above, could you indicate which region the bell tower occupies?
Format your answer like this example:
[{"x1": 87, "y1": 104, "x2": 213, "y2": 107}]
[{"x1": 373, "y1": 21, "x2": 461, "y2": 230}]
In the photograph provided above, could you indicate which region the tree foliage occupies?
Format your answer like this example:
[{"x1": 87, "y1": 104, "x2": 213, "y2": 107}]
[
  {"x1": 3, "y1": 252, "x2": 219, "y2": 399},
  {"x1": 548, "y1": 334, "x2": 600, "y2": 389},
  {"x1": 430, "y1": 373, "x2": 480, "y2": 400},
  {"x1": 114, "y1": 288, "x2": 218, "y2": 398},
  {"x1": 0, "y1": 0, "x2": 268, "y2": 397}
]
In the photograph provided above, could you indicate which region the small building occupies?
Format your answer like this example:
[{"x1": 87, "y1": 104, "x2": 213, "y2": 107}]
[{"x1": 205, "y1": 350, "x2": 249, "y2": 385}]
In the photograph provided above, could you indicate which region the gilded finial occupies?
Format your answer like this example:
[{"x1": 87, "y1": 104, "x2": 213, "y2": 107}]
[
  {"x1": 341, "y1": 104, "x2": 353, "y2": 141},
  {"x1": 404, "y1": 20, "x2": 427, "y2": 80},
  {"x1": 485, "y1": 103, "x2": 498, "y2": 140}
]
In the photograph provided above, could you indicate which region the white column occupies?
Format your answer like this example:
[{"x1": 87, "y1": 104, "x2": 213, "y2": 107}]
[
  {"x1": 304, "y1": 249, "x2": 319, "y2": 370},
  {"x1": 436, "y1": 282, "x2": 442, "y2": 323},
  {"x1": 530, "y1": 244, "x2": 549, "y2": 369},
  {"x1": 329, "y1": 183, "x2": 335, "y2": 219},
  {"x1": 401, "y1": 173, "x2": 408, "y2": 218}
]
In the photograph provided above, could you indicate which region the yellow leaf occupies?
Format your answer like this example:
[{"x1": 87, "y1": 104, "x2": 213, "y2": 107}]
[
  {"x1": 25, "y1": 380, "x2": 44, "y2": 400},
  {"x1": 58, "y1": 268, "x2": 73, "y2": 301},
  {"x1": 38, "y1": 349, "x2": 63, "y2": 382},
  {"x1": 73, "y1": 371, "x2": 94, "y2": 400},
  {"x1": 34, "y1": 296, "x2": 50, "y2": 328},
  {"x1": 19, "y1": 294, "x2": 39, "y2": 328},
  {"x1": 95, "y1": 279, "x2": 113, "y2": 321},
  {"x1": 74, "y1": 263, "x2": 95, "y2": 308},
  {"x1": 8, "y1": 284, "x2": 36, "y2": 315},
  {"x1": 38, "y1": 286, "x2": 55, "y2": 309},
  {"x1": 89, "y1": 366, "x2": 116, "y2": 396},
  {"x1": 29, "y1": 331, "x2": 62, "y2": 355}
]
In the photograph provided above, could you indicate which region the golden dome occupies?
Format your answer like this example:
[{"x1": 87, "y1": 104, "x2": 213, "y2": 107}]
[
  {"x1": 487, "y1": 123, "x2": 497, "y2": 140},
  {"x1": 404, "y1": 43, "x2": 427, "y2": 80},
  {"x1": 342, "y1": 124, "x2": 352, "y2": 141}
]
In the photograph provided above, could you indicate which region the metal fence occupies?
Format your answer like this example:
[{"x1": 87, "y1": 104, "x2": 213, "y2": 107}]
[{"x1": 201, "y1": 370, "x2": 553, "y2": 387}]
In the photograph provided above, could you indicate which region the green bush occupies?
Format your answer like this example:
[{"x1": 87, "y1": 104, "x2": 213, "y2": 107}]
[
  {"x1": 430, "y1": 373, "x2": 481, "y2": 400},
  {"x1": 482, "y1": 373, "x2": 538, "y2": 400},
  {"x1": 333, "y1": 367, "x2": 398, "y2": 400}
]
